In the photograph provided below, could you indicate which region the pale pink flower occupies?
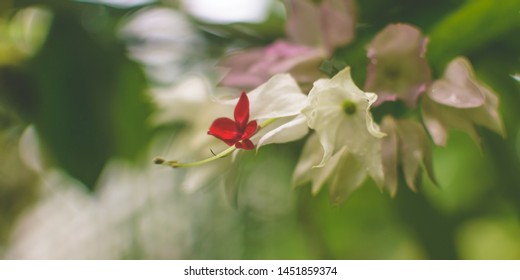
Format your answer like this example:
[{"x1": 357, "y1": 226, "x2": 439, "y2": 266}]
[
  {"x1": 219, "y1": 40, "x2": 326, "y2": 90},
  {"x1": 380, "y1": 116, "x2": 435, "y2": 196},
  {"x1": 422, "y1": 57, "x2": 505, "y2": 146},
  {"x1": 364, "y1": 24, "x2": 431, "y2": 108},
  {"x1": 285, "y1": 0, "x2": 356, "y2": 52}
]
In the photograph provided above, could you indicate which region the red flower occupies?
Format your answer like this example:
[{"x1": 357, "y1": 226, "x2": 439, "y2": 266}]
[{"x1": 208, "y1": 92, "x2": 258, "y2": 150}]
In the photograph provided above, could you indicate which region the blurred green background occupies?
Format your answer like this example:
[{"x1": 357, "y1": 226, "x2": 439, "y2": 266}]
[{"x1": 0, "y1": 0, "x2": 519, "y2": 259}]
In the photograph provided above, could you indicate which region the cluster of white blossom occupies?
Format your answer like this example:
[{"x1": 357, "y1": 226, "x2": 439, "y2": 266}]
[{"x1": 153, "y1": 0, "x2": 504, "y2": 203}]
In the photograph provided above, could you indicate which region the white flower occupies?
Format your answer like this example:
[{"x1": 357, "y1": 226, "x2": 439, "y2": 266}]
[
  {"x1": 242, "y1": 73, "x2": 310, "y2": 148},
  {"x1": 294, "y1": 67, "x2": 385, "y2": 202},
  {"x1": 512, "y1": 73, "x2": 520, "y2": 83},
  {"x1": 154, "y1": 73, "x2": 309, "y2": 193}
]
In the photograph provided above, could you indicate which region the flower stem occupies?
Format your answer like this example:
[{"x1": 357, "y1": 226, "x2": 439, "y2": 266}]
[
  {"x1": 154, "y1": 118, "x2": 278, "y2": 168},
  {"x1": 154, "y1": 145, "x2": 236, "y2": 168},
  {"x1": 258, "y1": 117, "x2": 277, "y2": 129}
]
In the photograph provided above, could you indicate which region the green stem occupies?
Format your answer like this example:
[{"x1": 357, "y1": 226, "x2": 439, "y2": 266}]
[
  {"x1": 154, "y1": 117, "x2": 279, "y2": 168},
  {"x1": 154, "y1": 145, "x2": 236, "y2": 168},
  {"x1": 258, "y1": 117, "x2": 277, "y2": 129}
]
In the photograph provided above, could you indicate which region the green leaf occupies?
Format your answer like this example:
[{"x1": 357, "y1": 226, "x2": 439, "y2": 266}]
[
  {"x1": 24, "y1": 9, "x2": 150, "y2": 190},
  {"x1": 427, "y1": 0, "x2": 520, "y2": 69},
  {"x1": 319, "y1": 59, "x2": 348, "y2": 77}
]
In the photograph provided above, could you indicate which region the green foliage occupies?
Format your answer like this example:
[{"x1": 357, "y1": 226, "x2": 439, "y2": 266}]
[
  {"x1": 428, "y1": 0, "x2": 520, "y2": 69},
  {"x1": 319, "y1": 59, "x2": 348, "y2": 77},
  {"x1": 3, "y1": 5, "x2": 152, "y2": 190}
]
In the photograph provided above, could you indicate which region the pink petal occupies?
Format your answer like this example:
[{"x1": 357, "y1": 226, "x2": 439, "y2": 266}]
[
  {"x1": 285, "y1": 0, "x2": 355, "y2": 52},
  {"x1": 428, "y1": 58, "x2": 485, "y2": 108},
  {"x1": 219, "y1": 48, "x2": 267, "y2": 89},
  {"x1": 380, "y1": 116, "x2": 399, "y2": 196},
  {"x1": 364, "y1": 23, "x2": 431, "y2": 108},
  {"x1": 422, "y1": 57, "x2": 504, "y2": 146},
  {"x1": 219, "y1": 41, "x2": 325, "y2": 89},
  {"x1": 285, "y1": 0, "x2": 321, "y2": 47},
  {"x1": 320, "y1": 0, "x2": 356, "y2": 51}
]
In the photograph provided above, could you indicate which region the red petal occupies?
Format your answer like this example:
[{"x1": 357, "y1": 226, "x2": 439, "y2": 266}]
[
  {"x1": 234, "y1": 92, "x2": 250, "y2": 130},
  {"x1": 208, "y1": 118, "x2": 240, "y2": 144},
  {"x1": 236, "y1": 139, "x2": 254, "y2": 150},
  {"x1": 242, "y1": 120, "x2": 258, "y2": 139}
]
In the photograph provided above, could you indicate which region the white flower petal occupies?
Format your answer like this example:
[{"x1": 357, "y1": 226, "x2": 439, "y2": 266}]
[
  {"x1": 292, "y1": 133, "x2": 322, "y2": 187},
  {"x1": 247, "y1": 73, "x2": 308, "y2": 119},
  {"x1": 255, "y1": 115, "x2": 309, "y2": 149},
  {"x1": 329, "y1": 153, "x2": 367, "y2": 203},
  {"x1": 19, "y1": 125, "x2": 45, "y2": 174},
  {"x1": 151, "y1": 75, "x2": 213, "y2": 124},
  {"x1": 304, "y1": 67, "x2": 384, "y2": 167},
  {"x1": 292, "y1": 134, "x2": 355, "y2": 196},
  {"x1": 365, "y1": 92, "x2": 386, "y2": 138},
  {"x1": 311, "y1": 147, "x2": 347, "y2": 195},
  {"x1": 329, "y1": 67, "x2": 366, "y2": 100},
  {"x1": 358, "y1": 136, "x2": 384, "y2": 189},
  {"x1": 296, "y1": 66, "x2": 385, "y2": 198},
  {"x1": 310, "y1": 108, "x2": 344, "y2": 167}
]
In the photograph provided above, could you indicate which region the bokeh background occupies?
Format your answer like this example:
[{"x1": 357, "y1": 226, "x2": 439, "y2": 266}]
[{"x1": 0, "y1": 0, "x2": 519, "y2": 259}]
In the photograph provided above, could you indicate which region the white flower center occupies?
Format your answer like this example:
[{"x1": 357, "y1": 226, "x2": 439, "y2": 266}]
[{"x1": 342, "y1": 100, "x2": 357, "y2": 116}]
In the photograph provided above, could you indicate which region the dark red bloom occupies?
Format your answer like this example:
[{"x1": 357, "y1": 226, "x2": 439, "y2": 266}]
[{"x1": 208, "y1": 92, "x2": 258, "y2": 150}]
